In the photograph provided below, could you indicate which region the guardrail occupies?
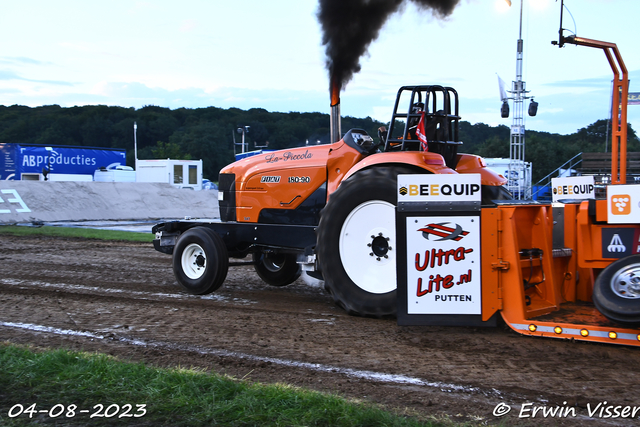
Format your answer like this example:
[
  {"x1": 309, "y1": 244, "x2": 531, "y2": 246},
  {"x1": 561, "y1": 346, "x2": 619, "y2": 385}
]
[{"x1": 531, "y1": 152, "x2": 583, "y2": 201}]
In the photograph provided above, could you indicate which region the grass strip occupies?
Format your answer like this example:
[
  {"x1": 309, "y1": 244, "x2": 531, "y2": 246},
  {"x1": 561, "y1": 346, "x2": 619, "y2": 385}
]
[
  {"x1": 0, "y1": 343, "x2": 444, "y2": 427},
  {"x1": 0, "y1": 225, "x2": 154, "y2": 242}
]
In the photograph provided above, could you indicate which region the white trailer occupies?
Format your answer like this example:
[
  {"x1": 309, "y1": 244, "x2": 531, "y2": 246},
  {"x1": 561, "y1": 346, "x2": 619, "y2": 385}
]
[
  {"x1": 484, "y1": 157, "x2": 532, "y2": 198},
  {"x1": 136, "y1": 159, "x2": 203, "y2": 190}
]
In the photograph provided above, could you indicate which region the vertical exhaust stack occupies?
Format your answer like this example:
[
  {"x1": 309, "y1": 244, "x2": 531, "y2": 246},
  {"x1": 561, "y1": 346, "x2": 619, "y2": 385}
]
[{"x1": 330, "y1": 76, "x2": 341, "y2": 143}]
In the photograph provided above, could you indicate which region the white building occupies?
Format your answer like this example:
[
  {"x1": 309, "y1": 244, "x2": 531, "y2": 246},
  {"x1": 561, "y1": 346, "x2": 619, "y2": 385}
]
[{"x1": 135, "y1": 159, "x2": 203, "y2": 190}]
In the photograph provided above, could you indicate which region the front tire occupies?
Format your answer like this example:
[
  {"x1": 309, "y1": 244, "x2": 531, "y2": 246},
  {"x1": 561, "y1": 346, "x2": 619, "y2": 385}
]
[
  {"x1": 252, "y1": 251, "x2": 301, "y2": 286},
  {"x1": 317, "y1": 166, "x2": 415, "y2": 317},
  {"x1": 593, "y1": 255, "x2": 640, "y2": 325},
  {"x1": 173, "y1": 227, "x2": 228, "y2": 294}
]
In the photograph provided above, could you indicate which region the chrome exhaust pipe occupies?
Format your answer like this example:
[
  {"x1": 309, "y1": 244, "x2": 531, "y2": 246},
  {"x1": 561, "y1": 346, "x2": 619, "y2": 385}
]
[{"x1": 330, "y1": 100, "x2": 341, "y2": 143}]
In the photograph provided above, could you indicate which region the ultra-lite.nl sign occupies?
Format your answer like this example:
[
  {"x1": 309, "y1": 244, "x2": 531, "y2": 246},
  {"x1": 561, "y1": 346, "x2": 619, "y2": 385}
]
[{"x1": 405, "y1": 215, "x2": 481, "y2": 314}]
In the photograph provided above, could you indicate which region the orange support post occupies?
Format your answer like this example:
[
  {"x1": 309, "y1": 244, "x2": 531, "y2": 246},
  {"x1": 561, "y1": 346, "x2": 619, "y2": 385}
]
[{"x1": 562, "y1": 36, "x2": 628, "y2": 184}]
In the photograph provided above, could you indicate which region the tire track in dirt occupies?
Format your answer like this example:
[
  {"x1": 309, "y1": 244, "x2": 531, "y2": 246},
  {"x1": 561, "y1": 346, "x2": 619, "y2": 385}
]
[{"x1": 1, "y1": 235, "x2": 640, "y2": 426}]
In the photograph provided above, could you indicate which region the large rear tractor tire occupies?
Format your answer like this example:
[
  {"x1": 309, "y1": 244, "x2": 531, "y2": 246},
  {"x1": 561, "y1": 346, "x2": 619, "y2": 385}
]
[
  {"x1": 173, "y1": 227, "x2": 229, "y2": 295},
  {"x1": 593, "y1": 255, "x2": 640, "y2": 325},
  {"x1": 253, "y1": 251, "x2": 301, "y2": 287},
  {"x1": 316, "y1": 166, "x2": 415, "y2": 317}
]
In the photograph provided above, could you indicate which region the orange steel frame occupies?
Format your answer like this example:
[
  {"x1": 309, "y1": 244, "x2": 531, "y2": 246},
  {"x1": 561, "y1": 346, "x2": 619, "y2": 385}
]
[
  {"x1": 477, "y1": 26, "x2": 639, "y2": 346},
  {"x1": 480, "y1": 201, "x2": 640, "y2": 347}
]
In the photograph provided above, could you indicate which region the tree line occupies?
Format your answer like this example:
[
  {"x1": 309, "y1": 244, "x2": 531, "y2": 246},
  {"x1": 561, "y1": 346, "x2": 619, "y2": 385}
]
[{"x1": 0, "y1": 103, "x2": 637, "y2": 182}]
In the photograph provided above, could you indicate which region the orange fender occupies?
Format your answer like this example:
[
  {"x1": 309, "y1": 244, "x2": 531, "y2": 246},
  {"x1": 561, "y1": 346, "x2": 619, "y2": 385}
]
[
  {"x1": 333, "y1": 151, "x2": 456, "y2": 195},
  {"x1": 455, "y1": 153, "x2": 508, "y2": 186}
]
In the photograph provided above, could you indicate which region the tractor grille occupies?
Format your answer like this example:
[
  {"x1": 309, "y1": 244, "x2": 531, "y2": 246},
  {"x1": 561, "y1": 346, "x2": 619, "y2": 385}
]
[{"x1": 218, "y1": 173, "x2": 236, "y2": 222}]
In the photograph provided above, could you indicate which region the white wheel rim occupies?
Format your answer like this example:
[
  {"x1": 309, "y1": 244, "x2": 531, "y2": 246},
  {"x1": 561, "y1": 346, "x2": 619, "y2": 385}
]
[
  {"x1": 339, "y1": 200, "x2": 396, "y2": 294},
  {"x1": 612, "y1": 263, "x2": 640, "y2": 299},
  {"x1": 182, "y1": 243, "x2": 207, "y2": 280}
]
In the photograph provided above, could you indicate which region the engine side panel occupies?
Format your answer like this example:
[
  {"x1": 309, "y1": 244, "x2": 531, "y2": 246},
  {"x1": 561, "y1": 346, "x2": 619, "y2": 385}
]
[
  {"x1": 258, "y1": 182, "x2": 327, "y2": 225},
  {"x1": 218, "y1": 173, "x2": 236, "y2": 222},
  {"x1": 220, "y1": 144, "x2": 340, "y2": 223}
]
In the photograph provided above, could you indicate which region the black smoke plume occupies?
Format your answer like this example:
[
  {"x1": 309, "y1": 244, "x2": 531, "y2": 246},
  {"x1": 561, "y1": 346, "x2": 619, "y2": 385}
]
[{"x1": 318, "y1": 0, "x2": 461, "y2": 95}]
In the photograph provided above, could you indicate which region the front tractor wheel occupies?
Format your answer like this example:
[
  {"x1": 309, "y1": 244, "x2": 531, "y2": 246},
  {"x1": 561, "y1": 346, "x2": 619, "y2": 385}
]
[
  {"x1": 317, "y1": 166, "x2": 416, "y2": 317},
  {"x1": 593, "y1": 255, "x2": 640, "y2": 325},
  {"x1": 173, "y1": 227, "x2": 228, "y2": 295}
]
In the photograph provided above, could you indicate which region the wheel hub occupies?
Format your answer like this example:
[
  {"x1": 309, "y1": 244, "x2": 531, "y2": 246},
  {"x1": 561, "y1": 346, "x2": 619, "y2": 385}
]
[
  {"x1": 182, "y1": 243, "x2": 207, "y2": 280},
  {"x1": 369, "y1": 233, "x2": 391, "y2": 260},
  {"x1": 611, "y1": 264, "x2": 640, "y2": 299},
  {"x1": 262, "y1": 253, "x2": 285, "y2": 272},
  {"x1": 195, "y1": 254, "x2": 206, "y2": 268}
]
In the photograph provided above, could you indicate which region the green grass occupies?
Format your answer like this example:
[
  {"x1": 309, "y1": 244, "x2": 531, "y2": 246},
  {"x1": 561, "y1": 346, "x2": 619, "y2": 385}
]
[
  {"x1": 0, "y1": 343, "x2": 444, "y2": 427},
  {"x1": 0, "y1": 225, "x2": 154, "y2": 242}
]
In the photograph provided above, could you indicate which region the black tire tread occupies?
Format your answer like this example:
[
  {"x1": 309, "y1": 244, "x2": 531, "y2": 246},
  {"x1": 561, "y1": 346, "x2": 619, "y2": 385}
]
[
  {"x1": 593, "y1": 255, "x2": 640, "y2": 325},
  {"x1": 317, "y1": 166, "x2": 416, "y2": 317},
  {"x1": 252, "y1": 252, "x2": 301, "y2": 287},
  {"x1": 172, "y1": 226, "x2": 228, "y2": 295}
]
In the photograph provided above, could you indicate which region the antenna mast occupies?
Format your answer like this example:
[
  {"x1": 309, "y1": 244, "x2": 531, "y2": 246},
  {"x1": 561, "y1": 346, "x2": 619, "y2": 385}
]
[{"x1": 508, "y1": 0, "x2": 533, "y2": 199}]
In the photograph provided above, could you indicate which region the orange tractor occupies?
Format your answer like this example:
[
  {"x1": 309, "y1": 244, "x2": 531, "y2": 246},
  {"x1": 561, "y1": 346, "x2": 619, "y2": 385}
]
[
  {"x1": 153, "y1": 84, "x2": 508, "y2": 317},
  {"x1": 153, "y1": 32, "x2": 640, "y2": 346}
]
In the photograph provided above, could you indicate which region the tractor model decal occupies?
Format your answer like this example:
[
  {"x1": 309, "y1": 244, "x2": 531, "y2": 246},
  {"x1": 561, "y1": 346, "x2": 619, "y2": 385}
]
[
  {"x1": 264, "y1": 150, "x2": 313, "y2": 164},
  {"x1": 260, "y1": 176, "x2": 281, "y2": 183},
  {"x1": 288, "y1": 176, "x2": 311, "y2": 184}
]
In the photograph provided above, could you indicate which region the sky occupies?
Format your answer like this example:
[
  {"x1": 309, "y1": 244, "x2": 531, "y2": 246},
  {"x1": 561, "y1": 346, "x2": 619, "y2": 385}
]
[{"x1": 1, "y1": 0, "x2": 639, "y2": 136}]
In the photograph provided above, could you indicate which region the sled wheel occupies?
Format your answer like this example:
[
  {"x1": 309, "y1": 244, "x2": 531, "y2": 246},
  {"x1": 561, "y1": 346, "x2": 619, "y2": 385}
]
[
  {"x1": 173, "y1": 227, "x2": 228, "y2": 295},
  {"x1": 317, "y1": 166, "x2": 416, "y2": 317},
  {"x1": 252, "y1": 251, "x2": 301, "y2": 287},
  {"x1": 593, "y1": 255, "x2": 640, "y2": 325}
]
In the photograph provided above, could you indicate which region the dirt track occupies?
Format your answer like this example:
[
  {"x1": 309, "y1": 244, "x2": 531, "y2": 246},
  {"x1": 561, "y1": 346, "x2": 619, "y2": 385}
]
[{"x1": 1, "y1": 234, "x2": 640, "y2": 426}]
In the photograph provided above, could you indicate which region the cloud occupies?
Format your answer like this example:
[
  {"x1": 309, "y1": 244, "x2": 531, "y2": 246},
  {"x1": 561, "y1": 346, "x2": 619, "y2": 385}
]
[
  {"x1": 93, "y1": 81, "x2": 328, "y2": 113},
  {"x1": 179, "y1": 19, "x2": 198, "y2": 32},
  {"x1": 0, "y1": 70, "x2": 21, "y2": 80},
  {"x1": 544, "y1": 69, "x2": 640, "y2": 89},
  {"x1": 0, "y1": 87, "x2": 21, "y2": 95},
  {"x1": 0, "y1": 56, "x2": 50, "y2": 66},
  {"x1": 545, "y1": 76, "x2": 614, "y2": 89},
  {"x1": 4, "y1": 79, "x2": 639, "y2": 137},
  {"x1": 0, "y1": 69, "x2": 73, "y2": 86}
]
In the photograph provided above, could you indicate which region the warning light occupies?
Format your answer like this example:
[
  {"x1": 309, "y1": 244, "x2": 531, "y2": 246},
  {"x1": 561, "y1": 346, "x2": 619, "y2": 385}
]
[
  {"x1": 528, "y1": 324, "x2": 537, "y2": 332},
  {"x1": 580, "y1": 329, "x2": 589, "y2": 337},
  {"x1": 554, "y1": 326, "x2": 563, "y2": 334},
  {"x1": 609, "y1": 331, "x2": 618, "y2": 340}
]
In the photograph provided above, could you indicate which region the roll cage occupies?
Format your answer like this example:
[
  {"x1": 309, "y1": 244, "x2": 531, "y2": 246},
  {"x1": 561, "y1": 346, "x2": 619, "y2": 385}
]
[{"x1": 383, "y1": 85, "x2": 462, "y2": 168}]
